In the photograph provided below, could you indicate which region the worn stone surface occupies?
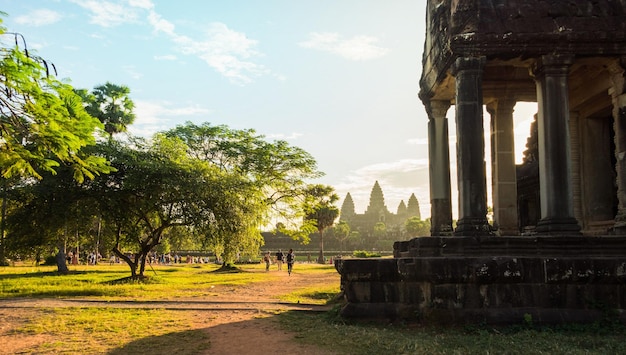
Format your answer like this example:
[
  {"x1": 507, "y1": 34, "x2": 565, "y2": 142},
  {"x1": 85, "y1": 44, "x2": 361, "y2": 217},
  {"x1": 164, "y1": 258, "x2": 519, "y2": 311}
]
[
  {"x1": 337, "y1": 236, "x2": 626, "y2": 325},
  {"x1": 376, "y1": 1, "x2": 626, "y2": 325}
]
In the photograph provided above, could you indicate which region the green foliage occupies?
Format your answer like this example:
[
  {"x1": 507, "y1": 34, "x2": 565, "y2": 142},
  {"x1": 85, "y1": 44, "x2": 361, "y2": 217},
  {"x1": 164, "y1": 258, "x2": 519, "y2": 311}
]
[
  {"x1": 352, "y1": 250, "x2": 381, "y2": 258},
  {"x1": 4, "y1": 164, "x2": 101, "y2": 257},
  {"x1": 332, "y1": 220, "x2": 351, "y2": 253},
  {"x1": 302, "y1": 184, "x2": 339, "y2": 263},
  {"x1": 0, "y1": 18, "x2": 112, "y2": 182},
  {"x1": 405, "y1": 216, "x2": 431, "y2": 237},
  {"x1": 165, "y1": 122, "x2": 322, "y2": 242},
  {"x1": 77, "y1": 82, "x2": 135, "y2": 137},
  {"x1": 373, "y1": 221, "x2": 387, "y2": 237},
  {"x1": 86, "y1": 136, "x2": 267, "y2": 275}
]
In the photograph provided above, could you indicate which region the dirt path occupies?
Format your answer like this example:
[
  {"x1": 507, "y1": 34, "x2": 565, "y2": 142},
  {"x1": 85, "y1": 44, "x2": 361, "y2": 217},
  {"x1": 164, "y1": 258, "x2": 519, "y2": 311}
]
[{"x1": 0, "y1": 268, "x2": 341, "y2": 354}]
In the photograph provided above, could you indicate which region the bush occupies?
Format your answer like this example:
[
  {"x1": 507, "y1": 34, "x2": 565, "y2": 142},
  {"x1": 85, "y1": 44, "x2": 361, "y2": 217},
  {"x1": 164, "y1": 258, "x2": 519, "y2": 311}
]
[
  {"x1": 43, "y1": 255, "x2": 57, "y2": 265},
  {"x1": 352, "y1": 250, "x2": 381, "y2": 258}
]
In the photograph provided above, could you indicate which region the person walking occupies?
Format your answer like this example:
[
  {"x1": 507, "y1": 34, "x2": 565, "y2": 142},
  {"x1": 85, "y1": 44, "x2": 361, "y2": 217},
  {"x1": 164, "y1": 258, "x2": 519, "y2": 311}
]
[
  {"x1": 275, "y1": 249, "x2": 284, "y2": 271},
  {"x1": 286, "y1": 248, "x2": 295, "y2": 275},
  {"x1": 263, "y1": 251, "x2": 271, "y2": 271}
]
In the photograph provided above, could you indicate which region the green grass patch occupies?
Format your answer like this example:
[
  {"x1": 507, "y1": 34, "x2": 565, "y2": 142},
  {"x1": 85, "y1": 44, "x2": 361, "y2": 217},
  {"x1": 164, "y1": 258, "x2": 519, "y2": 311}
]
[
  {"x1": 276, "y1": 310, "x2": 626, "y2": 355},
  {"x1": 0, "y1": 263, "x2": 281, "y2": 300},
  {"x1": 16, "y1": 307, "x2": 209, "y2": 354},
  {"x1": 278, "y1": 284, "x2": 341, "y2": 305}
]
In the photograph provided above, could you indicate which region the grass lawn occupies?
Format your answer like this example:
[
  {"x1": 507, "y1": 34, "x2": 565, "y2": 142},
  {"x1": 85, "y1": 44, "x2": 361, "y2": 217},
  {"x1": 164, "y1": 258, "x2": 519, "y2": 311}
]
[
  {"x1": 0, "y1": 262, "x2": 282, "y2": 300},
  {"x1": 1, "y1": 261, "x2": 625, "y2": 354}
]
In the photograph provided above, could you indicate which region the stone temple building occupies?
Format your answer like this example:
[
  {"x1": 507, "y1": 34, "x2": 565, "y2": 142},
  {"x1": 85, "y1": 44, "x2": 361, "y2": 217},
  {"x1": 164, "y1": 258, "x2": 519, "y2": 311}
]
[
  {"x1": 423, "y1": 0, "x2": 626, "y2": 237},
  {"x1": 339, "y1": 181, "x2": 421, "y2": 237},
  {"x1": 336, "y1": 0, "x2": 626, "y2": 325}
]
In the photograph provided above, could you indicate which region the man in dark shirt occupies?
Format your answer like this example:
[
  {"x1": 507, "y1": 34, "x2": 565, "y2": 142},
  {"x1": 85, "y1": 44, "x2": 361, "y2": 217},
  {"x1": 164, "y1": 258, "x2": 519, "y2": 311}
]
[{"x1": 286, "y1": 249, "x2": 295, "y2": 275}]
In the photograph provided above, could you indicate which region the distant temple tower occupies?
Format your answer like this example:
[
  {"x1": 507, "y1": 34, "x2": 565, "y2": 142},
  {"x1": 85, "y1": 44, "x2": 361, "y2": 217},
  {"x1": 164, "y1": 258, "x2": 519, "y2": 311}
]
[
  {"x1": 364, "y1": 181, "x2": 390, "y2": 222},
  {"x1": 340, "y1": 181, "x2": 421, "y2": 237}
]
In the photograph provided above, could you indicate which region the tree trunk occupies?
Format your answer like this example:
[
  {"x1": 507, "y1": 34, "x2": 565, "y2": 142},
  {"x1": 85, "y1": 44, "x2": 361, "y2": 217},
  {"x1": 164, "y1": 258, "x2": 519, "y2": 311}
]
[
  {"x1": 0, "y1": 179, "x2": 7, "y2": 266},
  {"x1": 317, "y1": 230, "x2": 325, "y2": 264},
  {"x1": 113, "y1": 246, "x2": 137, "y2": 278},
  {"x1": 138, "y1": 251, "x2": 148, "y2": 277},
  {"x1": 95, "y1": 217, "x2": 101, "y2": 265}
]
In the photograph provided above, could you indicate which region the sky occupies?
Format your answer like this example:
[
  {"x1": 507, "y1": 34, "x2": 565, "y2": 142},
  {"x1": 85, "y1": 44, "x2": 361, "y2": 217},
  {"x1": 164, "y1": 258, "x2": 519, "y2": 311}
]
[{"x1": 0, "y1": 0, "x2": 536, "y2": 219}]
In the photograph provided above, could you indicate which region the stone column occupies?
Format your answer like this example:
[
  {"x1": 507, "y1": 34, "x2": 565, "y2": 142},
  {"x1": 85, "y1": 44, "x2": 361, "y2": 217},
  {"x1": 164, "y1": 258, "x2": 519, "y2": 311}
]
[
  {"x1": 609, "y1": 59, "x2": 626, "y2": 234},
  {"x1": 568, "y1": 111, "x2": 583, "y2": 225},
  {"x1": 428, "y1": 100, "x2": 453, "y2": 236},
  {"x1": 531, "y1": 54, "x2": 581, "y2": 235},
  {"x1": 451, "y1": 56, "x2": 491, "y2": 236},
  {"x1": 488, "y1": 98, "x2": 519, "y2": 236}
]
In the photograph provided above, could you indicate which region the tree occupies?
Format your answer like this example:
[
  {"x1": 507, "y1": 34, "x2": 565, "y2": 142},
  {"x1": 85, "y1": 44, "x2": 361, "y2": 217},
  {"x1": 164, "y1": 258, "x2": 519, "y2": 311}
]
[
  {"x1": 0, "y1": 20, "x2": 113, "y2": 267},
  {"x1": 165, "y1": 122, "x2": 322, "y2": 236},
  {"x1": 405, "y1": 217, "x2": 430, "y2": 237},
  {"x1": 373, "y1": 222, "x2": 387, "y2": 238},
  {"x1": 77, "y1": 82, "x2": 135, "y2": 137},
  {"x1": 0, "y1": 36, "x2": 111, "y2": 181},
  {"x1": 332, "y1": 220, "x2": 355, "y2": 255},
  {"x1": 4, "y1": 165, "x2": 102, "y2": 272},
  {"x1": 89, "y1": 134, "x2": 268, "y2": 277},
  {"x1": 303, "y1": 184, "x2": 339, "y2": 264}
]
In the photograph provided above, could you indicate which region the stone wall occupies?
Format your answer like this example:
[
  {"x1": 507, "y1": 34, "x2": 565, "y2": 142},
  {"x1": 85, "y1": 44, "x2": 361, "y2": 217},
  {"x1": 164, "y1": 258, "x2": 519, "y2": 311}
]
[{"x1": 336, "y1": 236, "x2": 626, "y2": 325}]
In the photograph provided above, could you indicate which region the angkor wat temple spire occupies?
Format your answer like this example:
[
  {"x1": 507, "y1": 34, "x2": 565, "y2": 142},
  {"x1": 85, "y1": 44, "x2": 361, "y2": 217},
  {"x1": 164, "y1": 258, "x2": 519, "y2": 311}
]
[
  {"x1": 365, "y1": 180, "x2": 389, "y2": 215},
  {"x1": 340, "y1": 192, "x2": 356, "y2": 219},
  {"x1": 407, "y1": 193, "x2": 421, "y2": 219},
  {"x1": 397, "y1": 200, "x2": 407, "y2": 215}
]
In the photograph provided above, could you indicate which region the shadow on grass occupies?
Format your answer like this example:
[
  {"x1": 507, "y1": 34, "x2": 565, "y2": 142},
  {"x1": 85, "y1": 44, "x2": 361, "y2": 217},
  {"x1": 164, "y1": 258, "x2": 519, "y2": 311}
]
[
  {"x1": 107, "y1": 328, "x2": 210, "y2": 355},
  {"x1": 0, "y1": 269, "x2": 130, "y2": 280},
  {"x1": 106, "y1": 311, "x2": 329, "y2": 355},
  {"x1": 1, "y1": 288, "x2": 114, "y2": 298},
  {"x1": 210, "y1": 264, "x2": 247, "y2": 273}
]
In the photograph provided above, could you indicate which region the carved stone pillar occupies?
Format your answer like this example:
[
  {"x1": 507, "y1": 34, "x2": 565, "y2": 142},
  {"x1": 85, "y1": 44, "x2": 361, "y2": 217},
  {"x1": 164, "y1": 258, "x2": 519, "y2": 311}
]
[
  {"x1": 531, "y1": 54, "x2": 581, "y2": 235},
  {"x1": 428, "y1": 100, "x2": 453, "y2": 236},
  {"x1": 609, "y1": 58, "x2": 626, "y2": 234},
  {"x1": 487, "y1": 98, "x2": 519, "y2": 236},
  {"x1": 451, "y1": 56, "x2": 491, "y2": 236}
]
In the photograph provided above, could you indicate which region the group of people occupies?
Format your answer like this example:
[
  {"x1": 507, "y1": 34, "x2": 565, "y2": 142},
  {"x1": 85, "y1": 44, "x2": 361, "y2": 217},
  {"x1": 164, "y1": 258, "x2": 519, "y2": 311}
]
[{"x1": 263, "y1": 248, "x2": 295, "y2": 275}]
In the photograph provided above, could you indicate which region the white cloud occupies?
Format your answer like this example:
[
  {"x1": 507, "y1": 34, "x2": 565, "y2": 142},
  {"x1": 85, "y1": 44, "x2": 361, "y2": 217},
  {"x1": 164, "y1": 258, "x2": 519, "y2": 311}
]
[
  {"x1": 130, "y1": 100, "x2": 212, "y2": 137},
  {"x1": 170, "y1": 23, "x2": 267, "y2": 85},
  {"x1": 299, "y1": 32, "x2": 389, "y2": 61},
  {"x1": 144, "y1": 7, "x2": 266, "y2": 84},
  {"x1": 128, "y1": 0, "x2": 154, "y2": 10},
  {"x1": 147, "y1": 10, "x2": 176, "y2": 35},
  {"x1": 70, "y1": 0, "x2": 139, "y2": 27},
  {"x1": 70, "y1": 0, "x2": 267, "y2": 84},
  {"x1": 15, "y1": 9, "x2": 62, "y2": 27}
]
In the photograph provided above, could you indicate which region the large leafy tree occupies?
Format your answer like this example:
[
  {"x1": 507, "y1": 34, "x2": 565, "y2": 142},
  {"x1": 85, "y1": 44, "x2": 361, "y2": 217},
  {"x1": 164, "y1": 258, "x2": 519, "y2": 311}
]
[
  {"x1": 4, "y1": 167, "x2": 98, "y2": 272},
  {"x1": 405, "y1": 217, "x2": 431, "y2": 237},
  {"x1": 165, "y1": 122, "x2": 322, "y2": 230},
  {"x1": 0, "y1": 19, "x2": 112, "y2": 266},
  {"x1": 332, "y1": 220, "x2": 357, "y2": 256},
  {"x1": 303, "y1": 184, "x2": 339, "y2": 263},
  {"x1": 0, "y1": 37, "x2": 111, "y2": 181},
  {"x1": 89, "y1": 135, "x2": 265, "y2": 277},
  {"x1": 77, "y1": 82, "x2": 135, "y2": 137}
]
